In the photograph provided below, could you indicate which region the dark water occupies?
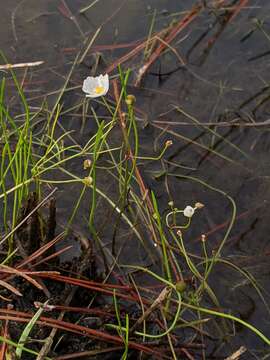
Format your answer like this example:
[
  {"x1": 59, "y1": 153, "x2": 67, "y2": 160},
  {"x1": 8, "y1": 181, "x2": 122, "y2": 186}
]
[{"x1": 1, "y1": 0, "x2": 270, "y2": 358}]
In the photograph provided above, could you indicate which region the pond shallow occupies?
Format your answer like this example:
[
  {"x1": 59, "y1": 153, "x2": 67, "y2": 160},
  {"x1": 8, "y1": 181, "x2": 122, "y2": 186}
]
[{"x1": 1, "y1": 0, "x2": 270, "y2": 358}]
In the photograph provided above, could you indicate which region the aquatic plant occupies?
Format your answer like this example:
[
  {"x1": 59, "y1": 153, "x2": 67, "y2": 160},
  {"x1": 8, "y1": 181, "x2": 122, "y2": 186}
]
[{"x1": 0, "y1": 1, "x2": 269, "y2": 358}]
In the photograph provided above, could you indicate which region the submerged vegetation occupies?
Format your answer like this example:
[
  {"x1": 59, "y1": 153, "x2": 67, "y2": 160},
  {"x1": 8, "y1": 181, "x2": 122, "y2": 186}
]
[{"x1": 0, "y1": 0, "x2": 270, "y2": 359}]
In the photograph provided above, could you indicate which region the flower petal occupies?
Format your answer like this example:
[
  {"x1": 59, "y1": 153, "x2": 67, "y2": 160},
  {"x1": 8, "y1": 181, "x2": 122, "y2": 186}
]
[
  {"x1": 183, "y1": 206, "x2": 195, "y2": 218},
  {"x1": 101, "y1": 74, "x2": 109, "y2": 94},
  {"x1": 82, "y1": 74, "x2": 109, "y2": 98},
  {"x1": 82, "y1": 77, "x2": 96, "y2": 94}
]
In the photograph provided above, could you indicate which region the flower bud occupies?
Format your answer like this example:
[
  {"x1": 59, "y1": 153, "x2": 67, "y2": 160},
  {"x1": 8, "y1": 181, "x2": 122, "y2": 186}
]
[
  {"x1": 175, "y1": 280, "x2": 187, "y2": 293},
  {"x1": 194, "y1": 202, "x2": 204, "y2": 209},
  {"x1": 165, "y1": 140, "x2": 173, "y2": 147},
  {"x1": 177, "y1": 229, "x2": 182, "y2": 237},
  {"x1": 125, "y1": 94, "x2": 136, "y2": 106},
  {"x1": 83, "y1": 176, "x2": 93, "y2": 187},
  {"x1": 83, "y1": 159, "x2": 92, "y2": 169}
]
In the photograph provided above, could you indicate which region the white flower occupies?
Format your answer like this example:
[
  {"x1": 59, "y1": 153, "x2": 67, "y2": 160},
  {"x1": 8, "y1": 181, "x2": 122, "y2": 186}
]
[
  {"x1": 183, "y1": 206, "x2": 195, "y2": 218},
  {"x1": 82, "y1": 74, "x2": 109, "y2": 98}
]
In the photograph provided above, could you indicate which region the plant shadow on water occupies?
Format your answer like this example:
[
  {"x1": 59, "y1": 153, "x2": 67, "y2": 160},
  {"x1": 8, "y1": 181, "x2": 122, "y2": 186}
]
[{"x1": 0, "y1": 0, "x2": 270, "y2": 359}]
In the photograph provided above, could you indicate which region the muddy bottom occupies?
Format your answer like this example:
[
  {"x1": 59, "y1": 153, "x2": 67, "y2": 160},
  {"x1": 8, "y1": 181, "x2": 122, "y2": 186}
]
[{"x1": 0, "y1": 0, "x2": 270, "y2": 359}]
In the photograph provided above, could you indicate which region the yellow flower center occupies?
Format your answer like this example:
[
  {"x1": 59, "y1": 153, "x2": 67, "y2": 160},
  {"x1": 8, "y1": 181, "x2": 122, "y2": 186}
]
[{"x1": 95, "y1": 86, "x2": 105, "y2": 94}]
